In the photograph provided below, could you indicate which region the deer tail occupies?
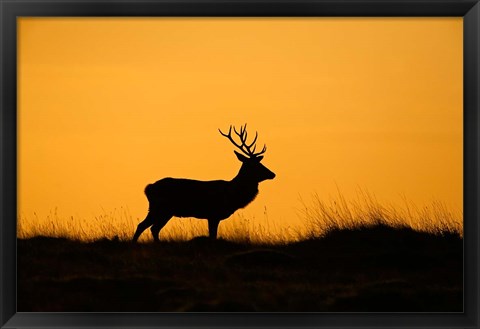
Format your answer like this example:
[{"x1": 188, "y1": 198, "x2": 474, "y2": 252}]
[{"x1": 144, "y1": 184, "x2": 154, "y2": 202}]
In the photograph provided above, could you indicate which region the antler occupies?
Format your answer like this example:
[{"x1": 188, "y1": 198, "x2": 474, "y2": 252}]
[{"x1": 219, "y1": 124, "x2": 267, "y2": 158}]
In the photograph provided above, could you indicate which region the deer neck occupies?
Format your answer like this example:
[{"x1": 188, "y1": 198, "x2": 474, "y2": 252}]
[
  {"x1": 230, "y1": 170, "x2": 259, "y2": 205},
  {"x1": 231, "y1": 167, "x2": 259, "y2": 187}
]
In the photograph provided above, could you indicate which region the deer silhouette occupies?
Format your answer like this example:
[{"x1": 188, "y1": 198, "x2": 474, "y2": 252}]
[{"x1": 132, "y1": 124, "x2": 276, "y2": 242}]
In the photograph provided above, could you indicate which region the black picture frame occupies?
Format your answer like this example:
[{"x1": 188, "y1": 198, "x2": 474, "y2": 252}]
[{"x1": 1, "y1": 0, "x2": 479, "y2": 328}]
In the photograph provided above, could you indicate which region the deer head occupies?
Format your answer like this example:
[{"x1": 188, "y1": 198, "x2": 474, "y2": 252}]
[{"x1": 219, "y1": 124, "x2": 276, "y2": 183}]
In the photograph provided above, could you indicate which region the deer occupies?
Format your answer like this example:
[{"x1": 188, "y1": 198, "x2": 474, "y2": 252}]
[{"x1": 132, "y1": 124, "x2": 276, "y2": 242}]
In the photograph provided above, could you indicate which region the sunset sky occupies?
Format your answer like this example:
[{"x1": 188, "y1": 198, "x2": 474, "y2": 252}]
[{"x1": 18, "y1": 17, "x2": 462, "y2": 233}]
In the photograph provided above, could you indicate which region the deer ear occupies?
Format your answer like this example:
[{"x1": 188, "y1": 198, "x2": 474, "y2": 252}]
[
  {"x1": 234, "y1": 150, "x2": 248, "y2": 162},
  {"x1": 256, "y1": 156, "x2": 264, "y2": 162}
]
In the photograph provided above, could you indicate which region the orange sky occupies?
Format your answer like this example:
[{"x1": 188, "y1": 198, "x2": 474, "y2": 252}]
[{"x1": 18, "y1": 17, "x2": 463, "y2": 229}]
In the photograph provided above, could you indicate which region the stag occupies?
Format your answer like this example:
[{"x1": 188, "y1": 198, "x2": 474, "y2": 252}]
[{"x1": 132, "y1": 124, "x2": 276, "y2": 242}]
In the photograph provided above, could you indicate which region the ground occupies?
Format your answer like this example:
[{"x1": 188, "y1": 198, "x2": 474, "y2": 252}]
[{"x1": 17, "y1": 224, "x2": 462, "y2": 312}]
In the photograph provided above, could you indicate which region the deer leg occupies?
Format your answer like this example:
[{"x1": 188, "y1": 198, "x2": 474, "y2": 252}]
[
  {"x1": 132, "y1": 212, "x2": 155, "y2": 242},
  {"x1": 208, "y1": 219, "x2": 220, "y2": 239},
  {"x1": 150, "y1": 214, "x2": 172, "y2": 242}
]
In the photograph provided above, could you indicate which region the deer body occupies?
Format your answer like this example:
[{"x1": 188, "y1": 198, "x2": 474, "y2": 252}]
[
  {"x1": 144, "y1": 177, "x2": 259, "y2": 220},
  {"x1": 132, "y1": 124, "x2": 275, "y2": 242}
]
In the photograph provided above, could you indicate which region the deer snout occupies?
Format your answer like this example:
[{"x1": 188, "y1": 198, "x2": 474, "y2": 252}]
[{"x1": 267, "y1": 170, "x2": 276, "y2": 180}]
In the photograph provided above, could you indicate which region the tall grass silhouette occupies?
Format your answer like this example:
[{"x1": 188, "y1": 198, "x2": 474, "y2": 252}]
[
  {"x1": 300, "y1": 189, "x2": 462, "y2": 239},
  {"x1": 18, "y1": 207, "x2": 302, "y2": 243},
  {"x1": 17, "y1": 190, "x2": 462, "y2": 243}
]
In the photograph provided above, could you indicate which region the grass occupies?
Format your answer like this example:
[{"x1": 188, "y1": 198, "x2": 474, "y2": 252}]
[
  {"x1": 299, "y1": 189, "x2": 462, "y2": 238},
  {"x1": 18, "y1": 190, "x2": 463, "y2": 243},
  {"x1": 17, "y1": 192, "x2": 463, "y2": 312},
  {"x1": 18, "y1": 224, "x2": 462, "y2": 312},
  {"x1": 18, "y1": 208, "x2": 303, "y2": 244}
]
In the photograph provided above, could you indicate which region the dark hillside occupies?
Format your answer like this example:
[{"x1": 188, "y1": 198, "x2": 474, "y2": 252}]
[{"x1": 18, "y1": 224, "x2": 462, "y2": 312}]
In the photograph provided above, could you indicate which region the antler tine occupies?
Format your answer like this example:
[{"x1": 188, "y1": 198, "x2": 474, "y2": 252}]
[
  {"x1": 219, "y1": 124, "x2": 267, "y2": 158},
  {"x1": 252, "y1": 144, "x2": 267, "y2": 157},
  {"x1": 247, "y1": 131, "x2": 258, "y2": 149},
  {"x1": 233, "y1": 124, "x2": 248, "y2": 144},
  {"x1": 218, "y1": 125, "x2": 232, "y2": 139},
  {"x1": 218, "y1": 125, "x2": 230, "y2": 136},
  {"x1": 219, "y1": 125, "x2": 251, "y2": 157},
  {"x1": 233, "y1": 125, "x2": 240, "y2": 136},
  {"x1": 219, "y1": 126, "x2": 239, "y2": 146},
  {"x1": 260, "y1": 144, "x2": 267, "y2": 155},
  {"x1": 245, "y1": 130, "x2": 266, "y2": 157},
  {"x1": 241, "y1": 123, "x2": 247, "y2": 135}
]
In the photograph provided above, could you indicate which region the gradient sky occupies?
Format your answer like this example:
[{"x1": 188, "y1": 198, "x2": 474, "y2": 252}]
[{"x1": 18, "y1": 17, "x2": 463, "y2": 229}]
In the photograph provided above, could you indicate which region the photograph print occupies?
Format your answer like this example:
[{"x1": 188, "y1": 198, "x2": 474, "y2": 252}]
[{"x1": 17, "y1": 17, "x2": 463, "y2": 312}]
